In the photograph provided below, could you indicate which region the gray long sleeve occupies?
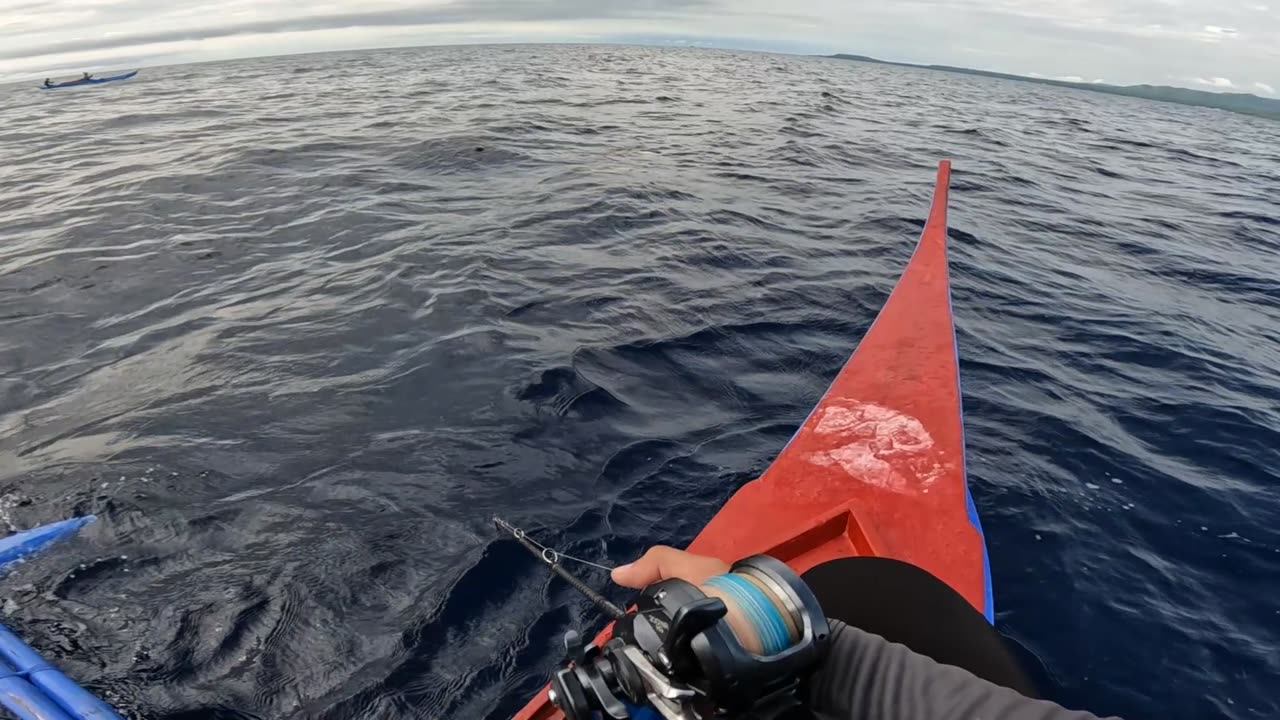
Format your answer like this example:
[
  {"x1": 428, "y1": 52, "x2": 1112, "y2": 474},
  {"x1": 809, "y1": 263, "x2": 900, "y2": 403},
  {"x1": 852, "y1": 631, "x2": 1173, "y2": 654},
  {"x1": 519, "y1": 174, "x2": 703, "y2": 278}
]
[{"x1": 808, "y1": 621, "x2": 1120, "y2": 720}]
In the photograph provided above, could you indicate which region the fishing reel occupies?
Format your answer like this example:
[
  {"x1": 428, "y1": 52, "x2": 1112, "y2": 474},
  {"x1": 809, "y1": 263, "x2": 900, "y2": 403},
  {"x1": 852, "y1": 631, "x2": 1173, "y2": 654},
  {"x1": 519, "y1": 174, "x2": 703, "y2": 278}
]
[{"x1": 548, "y1": 555, "x2": 830, "y2": 720}]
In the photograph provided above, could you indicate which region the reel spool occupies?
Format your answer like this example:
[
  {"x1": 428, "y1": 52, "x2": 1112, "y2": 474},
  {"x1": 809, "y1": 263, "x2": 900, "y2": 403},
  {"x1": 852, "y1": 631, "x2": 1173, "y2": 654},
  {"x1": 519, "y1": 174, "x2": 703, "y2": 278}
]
[{"x1": 549, "y1": 555, "x2": 830, "y2": 720}]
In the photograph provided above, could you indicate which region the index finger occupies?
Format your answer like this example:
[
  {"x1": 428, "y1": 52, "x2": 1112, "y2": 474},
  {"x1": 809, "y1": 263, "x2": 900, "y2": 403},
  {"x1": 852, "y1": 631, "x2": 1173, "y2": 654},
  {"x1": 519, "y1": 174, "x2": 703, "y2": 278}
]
[{"x1": 610, "y1": 546, "x2": 731, "y2": 589}]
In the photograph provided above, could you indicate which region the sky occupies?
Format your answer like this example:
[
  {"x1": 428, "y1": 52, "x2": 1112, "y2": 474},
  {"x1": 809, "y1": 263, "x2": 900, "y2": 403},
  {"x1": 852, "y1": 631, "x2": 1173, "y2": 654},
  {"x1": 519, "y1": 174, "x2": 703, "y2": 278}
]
[{"x1": 2, "y1": 0, "x2": 1276, "y2": 95}]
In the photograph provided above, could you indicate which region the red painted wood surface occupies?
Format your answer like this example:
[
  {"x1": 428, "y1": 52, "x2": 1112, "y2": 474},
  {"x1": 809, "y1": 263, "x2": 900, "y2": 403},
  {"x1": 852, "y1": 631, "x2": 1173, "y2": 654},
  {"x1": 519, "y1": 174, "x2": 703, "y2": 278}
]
[{"x1": 514, "y1": 161, "x2": 988, "y2": 720}]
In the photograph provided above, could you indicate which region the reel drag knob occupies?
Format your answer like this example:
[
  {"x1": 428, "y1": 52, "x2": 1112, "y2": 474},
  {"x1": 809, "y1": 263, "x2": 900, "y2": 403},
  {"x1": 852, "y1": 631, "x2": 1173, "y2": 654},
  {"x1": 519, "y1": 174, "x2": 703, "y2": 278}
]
[
  {"x1": 604, "y1": 638, "x2": 644, "y2": 703},
  {"x1": 554, "y1": 630, "x2": 630, "y2": 720}
]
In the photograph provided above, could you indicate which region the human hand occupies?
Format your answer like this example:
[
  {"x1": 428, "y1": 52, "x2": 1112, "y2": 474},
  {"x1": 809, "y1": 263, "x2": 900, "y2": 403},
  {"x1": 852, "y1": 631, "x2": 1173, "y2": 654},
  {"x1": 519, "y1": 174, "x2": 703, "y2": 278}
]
[
  {"x1": 610, "y1": 546, "x2": 731, "y2": 588},
  {"x1": 612, "y1": 546, "x2": 781, "y2": 655}
]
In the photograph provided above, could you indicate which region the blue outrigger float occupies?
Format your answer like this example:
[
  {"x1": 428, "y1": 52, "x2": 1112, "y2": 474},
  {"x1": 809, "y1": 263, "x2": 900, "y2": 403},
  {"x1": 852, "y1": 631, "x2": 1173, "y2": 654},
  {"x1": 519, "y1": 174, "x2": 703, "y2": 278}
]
[{"x1": 0, "y1": 518, "x2": 123, "y2": 720}]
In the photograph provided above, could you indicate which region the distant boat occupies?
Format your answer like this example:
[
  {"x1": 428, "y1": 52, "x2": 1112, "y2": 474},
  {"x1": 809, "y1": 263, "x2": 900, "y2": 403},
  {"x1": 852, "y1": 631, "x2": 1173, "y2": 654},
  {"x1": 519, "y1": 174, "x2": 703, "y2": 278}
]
[{"x1": 38, "y1": 70, "x2": 138, "y2": 90}]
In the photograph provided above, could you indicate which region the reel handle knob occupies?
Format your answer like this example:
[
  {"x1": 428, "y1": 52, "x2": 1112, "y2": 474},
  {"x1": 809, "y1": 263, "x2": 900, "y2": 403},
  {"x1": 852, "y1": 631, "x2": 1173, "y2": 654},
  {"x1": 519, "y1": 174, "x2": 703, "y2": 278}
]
[
  {"x1": 563, "y1": 629, "x2": 587, "y2": 665},
  {"x1": 550, "y1": 667, "x2": 592, "y2": 720}
]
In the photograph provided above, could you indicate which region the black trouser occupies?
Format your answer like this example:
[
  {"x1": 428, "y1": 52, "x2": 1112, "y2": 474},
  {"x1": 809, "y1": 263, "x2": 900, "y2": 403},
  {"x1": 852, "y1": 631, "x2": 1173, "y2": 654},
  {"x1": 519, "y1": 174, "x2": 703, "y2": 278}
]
[{"x1": 802, "y1": 557, "x2": 1039, "y2": 698}]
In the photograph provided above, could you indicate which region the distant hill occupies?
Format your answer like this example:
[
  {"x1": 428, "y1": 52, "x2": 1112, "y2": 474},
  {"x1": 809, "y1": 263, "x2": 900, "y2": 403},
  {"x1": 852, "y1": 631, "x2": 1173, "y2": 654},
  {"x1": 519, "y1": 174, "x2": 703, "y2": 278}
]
[{"x1": 830, "y1": 54, "x2": 1280, "y2": 122}]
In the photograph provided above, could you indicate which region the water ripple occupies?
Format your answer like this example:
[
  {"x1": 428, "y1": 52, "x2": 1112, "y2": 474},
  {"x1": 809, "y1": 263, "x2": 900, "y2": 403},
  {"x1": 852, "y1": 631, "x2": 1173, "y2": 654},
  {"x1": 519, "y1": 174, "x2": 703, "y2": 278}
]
[{"x1": 1, "y1": 45, "x2": 1277, "y2": 720}]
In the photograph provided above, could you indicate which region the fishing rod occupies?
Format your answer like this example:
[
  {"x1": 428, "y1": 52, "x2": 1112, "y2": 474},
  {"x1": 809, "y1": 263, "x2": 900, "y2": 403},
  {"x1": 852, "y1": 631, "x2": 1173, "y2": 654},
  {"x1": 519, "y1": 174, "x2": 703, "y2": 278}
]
[
  {"x1": 493, "y1": 516, "x2": 625, "y2": 619},
  {"x1": 493, "y1": 517, "x2": 831, "y2": 720}
]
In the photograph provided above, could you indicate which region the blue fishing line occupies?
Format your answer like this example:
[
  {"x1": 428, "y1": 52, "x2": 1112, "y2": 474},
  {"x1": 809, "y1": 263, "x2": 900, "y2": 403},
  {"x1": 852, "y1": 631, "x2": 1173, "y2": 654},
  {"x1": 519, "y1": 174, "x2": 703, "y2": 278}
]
[{"x1": 704, "y1": 573, "x2": 791, "y2": 655}]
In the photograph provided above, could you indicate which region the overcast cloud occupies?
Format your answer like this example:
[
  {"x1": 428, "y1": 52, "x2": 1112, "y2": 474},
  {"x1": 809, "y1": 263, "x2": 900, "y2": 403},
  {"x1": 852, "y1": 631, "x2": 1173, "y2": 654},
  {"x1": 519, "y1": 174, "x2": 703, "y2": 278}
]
[{"x1": 2, "y1": 0, "x2": 1276, "y2": 94}]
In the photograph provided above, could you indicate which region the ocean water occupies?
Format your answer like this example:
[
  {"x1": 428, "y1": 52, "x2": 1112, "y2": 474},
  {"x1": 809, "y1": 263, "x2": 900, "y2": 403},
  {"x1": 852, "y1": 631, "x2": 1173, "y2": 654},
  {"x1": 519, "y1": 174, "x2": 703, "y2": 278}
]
[{"x1": 1, "y1": 45, "x2": 1277, "y2": 720}]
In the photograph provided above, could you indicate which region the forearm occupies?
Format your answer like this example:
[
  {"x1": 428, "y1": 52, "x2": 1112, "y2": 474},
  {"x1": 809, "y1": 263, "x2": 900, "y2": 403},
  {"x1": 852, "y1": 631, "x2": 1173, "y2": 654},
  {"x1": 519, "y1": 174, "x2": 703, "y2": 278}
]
[{"x1": 808, "y1": 621, "x2": 1119, "y2": 720}]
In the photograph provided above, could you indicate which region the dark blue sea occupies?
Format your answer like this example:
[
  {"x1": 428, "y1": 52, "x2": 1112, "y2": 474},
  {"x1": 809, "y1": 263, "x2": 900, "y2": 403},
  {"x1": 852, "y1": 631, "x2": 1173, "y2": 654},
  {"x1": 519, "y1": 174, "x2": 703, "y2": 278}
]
[{"x1": 1, "y1": 45, "x2": 1278, "y2": 720}]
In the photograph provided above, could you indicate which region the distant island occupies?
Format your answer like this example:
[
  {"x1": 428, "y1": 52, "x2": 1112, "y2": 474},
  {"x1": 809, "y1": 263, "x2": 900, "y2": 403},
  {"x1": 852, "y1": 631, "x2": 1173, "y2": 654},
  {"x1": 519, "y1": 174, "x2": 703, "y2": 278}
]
[{"x1": 830, "y1": 54, "x2": 1280, "y2": 122}]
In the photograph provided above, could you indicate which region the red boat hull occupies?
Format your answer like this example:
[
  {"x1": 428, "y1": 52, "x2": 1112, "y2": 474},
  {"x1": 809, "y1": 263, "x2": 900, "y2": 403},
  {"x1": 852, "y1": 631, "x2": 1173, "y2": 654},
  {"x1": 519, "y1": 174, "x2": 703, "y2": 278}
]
[{"x1": 513, "y1": 160, "x2": 990, "y2": 720}]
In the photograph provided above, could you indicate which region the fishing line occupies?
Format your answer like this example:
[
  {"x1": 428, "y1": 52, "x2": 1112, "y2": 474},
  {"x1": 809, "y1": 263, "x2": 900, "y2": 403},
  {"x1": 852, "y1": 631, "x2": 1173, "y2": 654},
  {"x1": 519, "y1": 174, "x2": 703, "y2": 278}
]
[
  {"x1": 494, "y1": 517, "x2": 625, "y2": 619},
  {"x1": 493, "y1": 517, "x2": 804, "y2": 656},
  {"x1": 499, "y1": 519, "x2": 616, "y2": 572}
]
